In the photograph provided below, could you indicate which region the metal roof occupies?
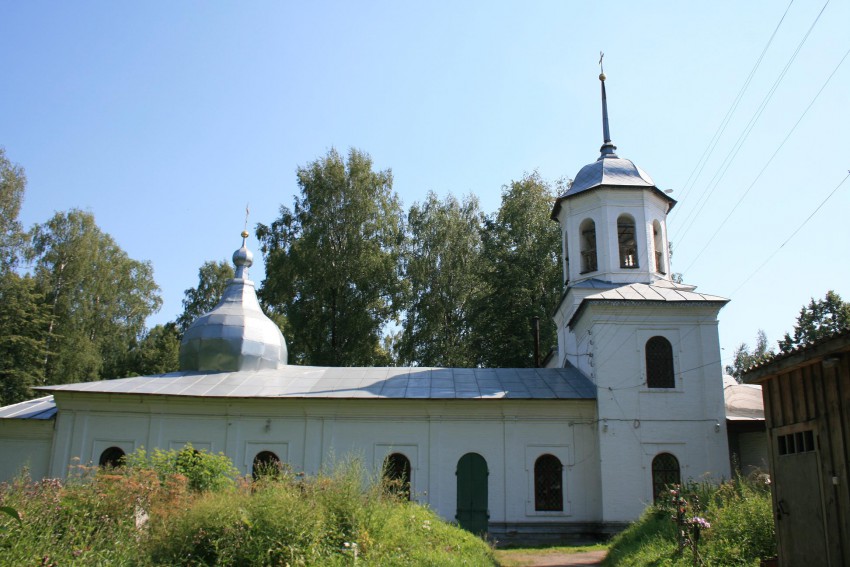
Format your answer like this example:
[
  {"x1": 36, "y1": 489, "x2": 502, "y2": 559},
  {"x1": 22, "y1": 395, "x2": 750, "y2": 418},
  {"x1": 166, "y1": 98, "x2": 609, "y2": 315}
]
[
  {"x1": 37, "y1": 366, "x2": 597, "y2": 400},
  {"x1": 551, "y1": 72, "x2": 676, "y2": 219},
  {"x1": 0, "y1": 395, "x2": 57, "y2": 420},
  {"x1": 583, "y1": 281, "x2": 728, "y2": 303},
  {"x1": 723, "y1": 376, "x2": 764, "y2": 421},
  {"x1": 179, "y1": 232, "x2": 288, "y2": 372},
  {"x1": 568, "y1": 281, "x2": 729, "y2": 327},
  {"x1": 568, "y1": 157, "x2": 656, "y2": 196}
]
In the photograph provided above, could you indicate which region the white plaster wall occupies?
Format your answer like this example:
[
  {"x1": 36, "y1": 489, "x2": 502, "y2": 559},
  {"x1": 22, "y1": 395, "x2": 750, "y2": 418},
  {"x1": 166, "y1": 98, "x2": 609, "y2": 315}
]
[
  {"x1": 0, "y1": 420, "x2": 54, "y2": 480},
  {"x1": 46, "y1": 395, "x2": 600, "y2": 527},
  {"x1": 582, "y1": 302, "x2": 731, "y2": 522},
  {"x1": 556, "y1": 188, "x2": 671, "y2": 286}
]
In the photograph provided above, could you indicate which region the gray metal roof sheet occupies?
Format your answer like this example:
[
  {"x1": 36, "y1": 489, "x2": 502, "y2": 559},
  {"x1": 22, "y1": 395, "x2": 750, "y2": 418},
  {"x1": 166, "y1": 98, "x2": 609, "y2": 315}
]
[
  {"x1": 568, "y1": 281, "x2": 729, "y2": 328},
  {"x1": 723, "y1": 376, "x2": 764, "y2": 421},
  {"x1": 0, "y1": 395, "x2": 57, "y2": 420},
  {"x1": 37, "y1": 366, "x2": 596, "y2": 401},
  {"x1": 584, "y1": 282, "x2": 728, "y2": 303},
  {"x1": 567, "y1": 157, "x2": 656, "y2": 197}
]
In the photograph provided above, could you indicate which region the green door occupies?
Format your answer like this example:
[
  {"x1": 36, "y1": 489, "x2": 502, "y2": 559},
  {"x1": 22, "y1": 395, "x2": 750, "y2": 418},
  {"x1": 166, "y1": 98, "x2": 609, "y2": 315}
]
[{"x1": 456, "y1": 452, "x2": 489, "y2": 534}]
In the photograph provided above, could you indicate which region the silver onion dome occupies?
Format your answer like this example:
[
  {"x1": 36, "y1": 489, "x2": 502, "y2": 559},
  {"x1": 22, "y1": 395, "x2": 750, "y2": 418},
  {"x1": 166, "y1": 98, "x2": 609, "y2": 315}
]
[{"x1": 179, "y1": 231, "x2": 288, "y2": 372}]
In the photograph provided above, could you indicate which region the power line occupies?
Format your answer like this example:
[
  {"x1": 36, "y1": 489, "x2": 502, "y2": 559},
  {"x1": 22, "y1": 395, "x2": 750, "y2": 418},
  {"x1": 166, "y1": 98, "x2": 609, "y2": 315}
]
[
  {"x1": 674, "y1": 0, "x2": 795, "y2": 207},
  {"x1": 728, "y1": 170, "x2": 850, "y2": 297},
  {"x1": 682, "y1": 43, "x2": 850, "y2": 274},
  {"x1": 674, "y1": 0, "x2": 830, "y2": 246}
]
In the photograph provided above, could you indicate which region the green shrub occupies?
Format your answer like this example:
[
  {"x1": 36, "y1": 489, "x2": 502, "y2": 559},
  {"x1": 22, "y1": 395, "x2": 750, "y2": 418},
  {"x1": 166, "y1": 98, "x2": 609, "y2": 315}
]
[
  {"x1": 148, "y1": 458, "x2": 497, "y2": 566},
  {"x1": 123, "y1": 443, "x2": 239, "y2": 492},
  {"x1": 604, "y1": 473, "x2": 776, "y2": 567},
  {"x1": 0, "y1": 454, "x2": 496, "y2": 566}
]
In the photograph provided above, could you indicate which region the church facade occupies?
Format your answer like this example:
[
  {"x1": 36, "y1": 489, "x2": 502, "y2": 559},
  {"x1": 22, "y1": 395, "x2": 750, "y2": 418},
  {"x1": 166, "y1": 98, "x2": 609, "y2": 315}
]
[{"x1": 0, "y1": 73, "x2": 732, "y2": 540}]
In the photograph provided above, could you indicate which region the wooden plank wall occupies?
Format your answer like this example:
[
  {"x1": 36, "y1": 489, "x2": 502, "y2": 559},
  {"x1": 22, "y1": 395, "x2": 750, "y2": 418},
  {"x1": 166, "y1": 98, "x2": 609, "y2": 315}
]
[{"x1": 762, "y1": 352, "x2": 849, "y2": 566}]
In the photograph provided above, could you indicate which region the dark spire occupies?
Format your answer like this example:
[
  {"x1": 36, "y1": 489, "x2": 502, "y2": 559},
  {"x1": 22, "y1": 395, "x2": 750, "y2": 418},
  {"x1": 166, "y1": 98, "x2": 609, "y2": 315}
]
[{"x1": 598, "y1": 53, "x2": 618, "y2": 160}]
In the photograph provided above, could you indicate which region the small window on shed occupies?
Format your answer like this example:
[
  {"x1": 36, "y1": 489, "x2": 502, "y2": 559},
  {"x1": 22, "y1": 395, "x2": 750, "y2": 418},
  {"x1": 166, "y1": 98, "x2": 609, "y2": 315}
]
[
  {"x1": 383, "y1": 453, "x2": 412, "y2": 500},
  {"x1": 252, "y1": 451, "x2": 282, "y2": 479},
  {"x1": 618, "y1": 214, "x2": 638, "y2": 268},
  {"x1": 99, "y1": 446, "x2": 126, "y2": 468},
  {"x1": 652, "y1": 453, "x2": 681, "y2": 502},
  {"x1": 646, "y1": 336, "x2": 675, "y2": 388},
  {"x1": 579, "y1": 219, "x2": 598, "y2": 273},
  {"x1": 534, "y1": 454, "x2": 564, "y2": 511}
]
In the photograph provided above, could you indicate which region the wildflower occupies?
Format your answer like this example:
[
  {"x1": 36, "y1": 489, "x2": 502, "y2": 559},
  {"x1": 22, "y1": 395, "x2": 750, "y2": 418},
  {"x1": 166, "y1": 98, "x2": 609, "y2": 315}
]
[{"x1": 687, "y1": 516, "x2": 711, "y2": 530}]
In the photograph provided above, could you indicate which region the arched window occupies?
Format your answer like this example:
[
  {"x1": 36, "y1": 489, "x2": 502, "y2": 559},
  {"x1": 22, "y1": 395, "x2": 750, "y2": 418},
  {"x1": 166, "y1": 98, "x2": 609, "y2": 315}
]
[
  {"x1": 534, "y1": 454, "x2": 563, "y2": 511},
  {"x1": 652, "y1": 453, "x2": 681, "y2": 502},
  {"x1": 252, "y1": 450, "x2": 281, "y2": 480},
  {"x1": 562, "y1": 230, "x2": 570, "y2": 284},
  {"x1": 383, "y1": 453, "x2": 411, "y2": 499},
  {"x1": 617, "y1": 214, "x2": 638, "y2": 268},
  {"x1": 99, "y1": 446, "x2": 126, "y2": 468},
  {"x1": 646, "y1": 336, "x2": 675, "y2": 388},
  {"x1": 579, "y1": 219, "x2": 597, "y2": 273},
  {"x1": 652, "y1": 220, "x2": 666, "y2": 274}
]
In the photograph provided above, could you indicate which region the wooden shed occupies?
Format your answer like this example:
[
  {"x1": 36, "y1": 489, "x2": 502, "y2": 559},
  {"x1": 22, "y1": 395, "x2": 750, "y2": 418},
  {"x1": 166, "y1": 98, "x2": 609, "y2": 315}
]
[{"x1": 744, "y1": 328, "x2": 850, "y2": 567}]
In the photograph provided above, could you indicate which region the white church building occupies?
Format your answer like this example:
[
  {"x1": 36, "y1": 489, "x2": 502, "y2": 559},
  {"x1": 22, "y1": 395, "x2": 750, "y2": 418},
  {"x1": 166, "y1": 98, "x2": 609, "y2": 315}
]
[{"x1": 0, "y1": 73, "x2": 732, "y2": 541}]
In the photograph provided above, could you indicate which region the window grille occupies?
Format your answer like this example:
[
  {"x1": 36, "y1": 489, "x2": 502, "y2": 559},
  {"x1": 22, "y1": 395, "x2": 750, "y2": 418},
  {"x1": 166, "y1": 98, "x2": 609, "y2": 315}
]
[
  {"x1": 652, "y1": 453, "x2": 681, "y2": 502},
  {"x1": 534, "y1": 454, "x2": 564, "y2": 511},
  {"x1": 646, "y1": 336, "x2": 675, "y2": 388},
  {"x1": 383, "y1": 453, "x2": 412, "y2": 500}
]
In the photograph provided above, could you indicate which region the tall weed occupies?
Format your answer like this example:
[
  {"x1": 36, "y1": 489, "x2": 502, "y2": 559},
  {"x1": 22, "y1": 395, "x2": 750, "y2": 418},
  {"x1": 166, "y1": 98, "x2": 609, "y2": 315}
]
[{"x1": 604, "y1": 472, "x2": 776, "y2": 567}]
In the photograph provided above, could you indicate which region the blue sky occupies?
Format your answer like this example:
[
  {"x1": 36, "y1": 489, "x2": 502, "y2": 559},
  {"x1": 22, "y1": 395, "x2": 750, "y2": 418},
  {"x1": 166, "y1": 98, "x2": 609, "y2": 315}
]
[{"x1": 2, "y1": 1, "x2": 848, "y2": 365}]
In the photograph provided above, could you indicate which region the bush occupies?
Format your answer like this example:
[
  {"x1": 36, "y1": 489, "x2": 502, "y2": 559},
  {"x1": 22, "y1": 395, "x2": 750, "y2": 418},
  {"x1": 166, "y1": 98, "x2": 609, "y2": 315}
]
[
  {"x1": 0, "y1": 453, "x2": 496, "y2": 566},
  {"x1": 123, "y1": 443, "x2": 239, "y2": 492},
  {"x1": 604, "y1": 473, "x2": 776, "y2": 567},
  {"x1": 149, "y1": 458, "x2": 498, "y2": 566}
]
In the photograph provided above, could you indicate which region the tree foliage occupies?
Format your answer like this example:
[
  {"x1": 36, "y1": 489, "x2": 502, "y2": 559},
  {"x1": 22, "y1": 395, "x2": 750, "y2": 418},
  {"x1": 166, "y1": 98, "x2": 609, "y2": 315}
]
[
  {"x1": 0, "y1": 272, "x2": 50, "y2": 405},
  {"x1": 0, "y1": 147, "x2": 27, "y2": 274},
  {"x1": 121, "y1": 323, "x2": 181, "y2": 377},
  {"x1": 398, "y1": 192, "x2": 484, "y2": 366},
  {"x1": 726, "y1": 329, "x2": 772, "y2": 381},
  {"x1": 176, "y1": 260, "x2": 234, "y2": 332},
  {"x1": 257, "y1": 148, "x2": 404, "y2": 366},
  {"x1": 472, "y1": 173, "x2": 562, "y2": 367},
  {"x1": 778, "y1": 290, "x2": 850, "y2": 352},
  {"x1": 27, "y1": 210, "x2": 162, "y2": 384}
]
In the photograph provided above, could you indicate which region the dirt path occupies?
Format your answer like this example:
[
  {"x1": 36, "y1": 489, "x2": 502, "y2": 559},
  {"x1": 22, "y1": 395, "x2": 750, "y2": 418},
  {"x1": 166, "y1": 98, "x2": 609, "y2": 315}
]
[{"x1": 495, "y1": 548, "x2": 607, "y2": 566}]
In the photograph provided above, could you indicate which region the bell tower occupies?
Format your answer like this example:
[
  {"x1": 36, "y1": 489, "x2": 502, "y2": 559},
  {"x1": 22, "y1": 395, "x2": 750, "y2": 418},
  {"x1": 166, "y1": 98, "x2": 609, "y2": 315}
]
[
  {"x1": 551, "y1": 67, "x2": 675, "y2": 288},
  {"x1": 549, "y1": 64, "x2": 731, "y2": 524}
]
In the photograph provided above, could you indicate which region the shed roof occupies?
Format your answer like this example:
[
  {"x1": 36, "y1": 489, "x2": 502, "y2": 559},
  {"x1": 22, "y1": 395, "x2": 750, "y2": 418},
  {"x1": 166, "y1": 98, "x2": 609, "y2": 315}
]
[{"x1": 744, "y1": 326, "x2": 850, "y2": 383}]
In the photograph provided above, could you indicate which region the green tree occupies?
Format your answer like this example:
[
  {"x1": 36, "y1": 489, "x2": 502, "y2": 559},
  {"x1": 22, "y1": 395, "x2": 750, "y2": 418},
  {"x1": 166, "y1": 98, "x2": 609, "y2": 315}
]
[
  {"x1": 473, "y1": 173, "x2": 562, "y2": 367},
  {"x1": 28, "y1": 210, "x2": 162, "y2": 384},
  {"x1": 0, "y1": 147, "x2": 27, "y2": 273},
  {"x1": 257, "y1": 148, "x2": 405, "y2": 366},
  {"x1": 399, "y1": 192, "x2": 484, "y2": 367},
  {"x1": 726, "y1": 329, "x2": 772, "y2": 381},
  {"x1": 0, "y1": 272, "x2": 50, "y2": 405},
  {"x1": 176, "y1": 260, "x2": 234, "y2": 332},
  {"x1": 778, "y1": 290, "x2": 850, "y2": 352},
  {"x1": 122, "y1": 323, "x2": 181, "y2": 376}
]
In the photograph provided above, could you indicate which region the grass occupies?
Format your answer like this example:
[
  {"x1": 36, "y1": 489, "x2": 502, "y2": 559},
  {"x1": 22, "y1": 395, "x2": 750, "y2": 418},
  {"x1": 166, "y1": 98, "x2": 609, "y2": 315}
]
[
  {"x1": 603, "y1": 473, "x2": 776, "y2": 567},
  {"x1": 0, "y1": 449, "x2": 497, "y2": 566}
]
